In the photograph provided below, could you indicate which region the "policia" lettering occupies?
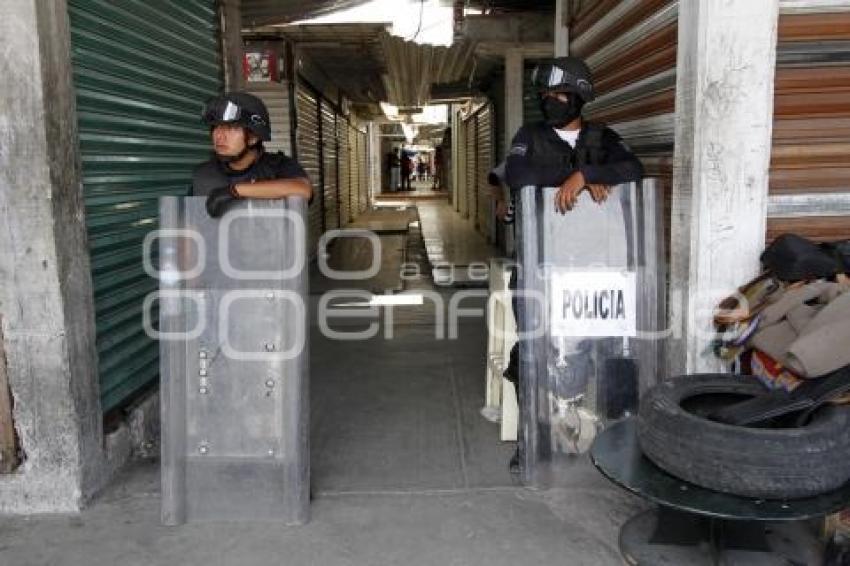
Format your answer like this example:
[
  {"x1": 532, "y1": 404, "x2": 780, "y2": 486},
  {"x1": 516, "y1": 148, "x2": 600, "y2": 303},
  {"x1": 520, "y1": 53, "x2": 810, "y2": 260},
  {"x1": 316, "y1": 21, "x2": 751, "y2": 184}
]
[{"x1": 562, "y1": 289, "x2": 626, "y2": 320}]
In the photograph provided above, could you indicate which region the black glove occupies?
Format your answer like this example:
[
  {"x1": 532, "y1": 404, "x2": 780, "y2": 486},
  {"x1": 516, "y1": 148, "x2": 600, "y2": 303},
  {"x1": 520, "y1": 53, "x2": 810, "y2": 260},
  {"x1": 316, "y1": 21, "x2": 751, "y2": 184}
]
[{"x1": 205, "y1": 185, "x2": 239, "y2": 218}]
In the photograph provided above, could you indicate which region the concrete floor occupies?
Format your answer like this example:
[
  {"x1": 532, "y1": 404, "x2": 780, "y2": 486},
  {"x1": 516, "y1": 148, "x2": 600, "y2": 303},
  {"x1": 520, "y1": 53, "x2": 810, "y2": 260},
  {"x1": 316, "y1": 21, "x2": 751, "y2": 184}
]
[{"x1": 0, "y1": 205, "x2": 646, "y2": 566}]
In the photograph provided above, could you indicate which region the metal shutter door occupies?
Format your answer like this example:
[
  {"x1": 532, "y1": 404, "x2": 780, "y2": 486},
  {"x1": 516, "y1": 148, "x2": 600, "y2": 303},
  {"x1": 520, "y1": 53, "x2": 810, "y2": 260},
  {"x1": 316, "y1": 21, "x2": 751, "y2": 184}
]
[
  {"x1": 68, "y1": 0, "x2": 221, "y2": 413},
  {"x1": 767, "y1": 10, "x2": 850, "y2": 242},
  {"x1": 465, "y1": 115, "x2": 477, "y2": 220},
  {"x1": 339, "y1": 119, "x2": 351, "y2": 225},
  {"x1": 248, "y1": 81, "x2": 293, "y2": 156},
  {"x1": 357, "y1": 129, "x2": 368, "y2": 214},
  {"x1": 295, "y1": 81, "x2": 323, "y2": 256},
  {"x1": 348, "y1": 125, "x2": 359, "y2": 219},
  {"x1": 321, "y1": 100, "x2": 339, "y2": 231},
  {"x1": 476, "y1": 105, "x2": 494, "y2": 240}
]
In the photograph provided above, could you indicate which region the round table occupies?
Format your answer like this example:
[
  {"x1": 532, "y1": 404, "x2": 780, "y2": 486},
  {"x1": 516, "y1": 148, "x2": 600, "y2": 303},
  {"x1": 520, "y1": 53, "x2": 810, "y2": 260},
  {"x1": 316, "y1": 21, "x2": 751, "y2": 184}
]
[{"x1": 590, "y1": 418, "x2": 850, "y2": 565}]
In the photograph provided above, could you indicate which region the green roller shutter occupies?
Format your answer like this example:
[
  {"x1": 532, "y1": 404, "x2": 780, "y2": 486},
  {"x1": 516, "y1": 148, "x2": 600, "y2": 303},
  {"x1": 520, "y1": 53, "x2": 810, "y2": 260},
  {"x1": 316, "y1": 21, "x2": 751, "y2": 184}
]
[{"x1": 68, "y1": 0, "x2": 223, "y2": 413}]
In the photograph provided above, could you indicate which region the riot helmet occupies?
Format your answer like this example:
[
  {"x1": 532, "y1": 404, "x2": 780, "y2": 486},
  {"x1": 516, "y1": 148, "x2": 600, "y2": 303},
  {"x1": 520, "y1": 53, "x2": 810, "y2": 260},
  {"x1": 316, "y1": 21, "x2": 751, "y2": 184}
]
[
  {"x1": 531, "y1": 57, "x2": 595, "y2": 128},
  {"x1": 202, "y1": 92, "x2": 271, "y2": 142},
  {"x1": 531, "y1": 57, "x2": 595, "y2": 101}
]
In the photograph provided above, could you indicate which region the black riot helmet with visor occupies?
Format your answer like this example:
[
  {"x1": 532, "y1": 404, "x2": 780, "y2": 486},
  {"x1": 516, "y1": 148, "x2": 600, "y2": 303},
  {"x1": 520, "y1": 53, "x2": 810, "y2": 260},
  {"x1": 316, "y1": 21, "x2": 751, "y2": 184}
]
[
  {"x1": 531, "y1": 57, "x2": 595, "y2": 101},
  {"x1": 202, "y1": 92, "x2": 272, "y2": 142},
  {"x1": 531, "y1": 57, "x2": 595, "y2": 127}
]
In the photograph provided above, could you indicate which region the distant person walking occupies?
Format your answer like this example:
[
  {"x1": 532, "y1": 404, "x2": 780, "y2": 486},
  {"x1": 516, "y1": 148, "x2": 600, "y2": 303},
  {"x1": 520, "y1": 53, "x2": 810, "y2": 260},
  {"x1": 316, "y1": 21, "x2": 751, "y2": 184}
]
[{"x1": 401, "y1": 152, "x2": 413, "y2": 191}]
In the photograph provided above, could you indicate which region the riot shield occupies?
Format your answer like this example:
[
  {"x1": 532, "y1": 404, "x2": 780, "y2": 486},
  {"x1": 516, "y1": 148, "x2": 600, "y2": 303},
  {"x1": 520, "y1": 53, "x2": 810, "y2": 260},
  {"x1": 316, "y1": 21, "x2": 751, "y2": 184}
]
[
  {"x1": 158, "y1": 197, "x2": 309, "y2": 524},
  {"x1": 515, "y1": 180, "x2": 665, "y2": 487}
]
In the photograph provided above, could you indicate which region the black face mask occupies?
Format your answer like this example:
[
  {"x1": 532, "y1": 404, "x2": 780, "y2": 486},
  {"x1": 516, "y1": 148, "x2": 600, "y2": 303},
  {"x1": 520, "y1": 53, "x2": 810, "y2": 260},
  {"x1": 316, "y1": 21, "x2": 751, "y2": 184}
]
[{"x1": 540, "y1": 95, "x2": 584, "y2": 128}]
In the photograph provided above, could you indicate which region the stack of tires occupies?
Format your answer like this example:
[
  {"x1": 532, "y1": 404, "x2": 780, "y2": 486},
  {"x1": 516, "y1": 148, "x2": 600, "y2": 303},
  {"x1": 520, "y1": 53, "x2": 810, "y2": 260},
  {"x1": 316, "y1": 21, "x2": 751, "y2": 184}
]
[{"x1": 637, "y1": 374, "x2": 850, "y2": 499}]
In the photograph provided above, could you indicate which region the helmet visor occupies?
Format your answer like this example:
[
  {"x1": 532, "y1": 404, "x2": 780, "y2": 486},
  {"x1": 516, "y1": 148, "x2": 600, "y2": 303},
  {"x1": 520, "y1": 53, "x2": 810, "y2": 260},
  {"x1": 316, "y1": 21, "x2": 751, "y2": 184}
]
[
  {"x1": 203, "y1": 98, "x2": 243, "y2": 124},
  {"x1": 532, "y1": 63, "x2": 568, "y2": 90},
  {"x1": 531, "y1": 62, "x2": 594, "y2": 102}
]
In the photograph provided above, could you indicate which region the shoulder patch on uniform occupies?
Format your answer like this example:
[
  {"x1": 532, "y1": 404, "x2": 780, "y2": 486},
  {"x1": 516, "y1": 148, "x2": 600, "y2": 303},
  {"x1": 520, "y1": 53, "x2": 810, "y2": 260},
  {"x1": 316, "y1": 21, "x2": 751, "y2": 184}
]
[{"x1": 509, "y1": 143, "x2": 528, "y2": 156}]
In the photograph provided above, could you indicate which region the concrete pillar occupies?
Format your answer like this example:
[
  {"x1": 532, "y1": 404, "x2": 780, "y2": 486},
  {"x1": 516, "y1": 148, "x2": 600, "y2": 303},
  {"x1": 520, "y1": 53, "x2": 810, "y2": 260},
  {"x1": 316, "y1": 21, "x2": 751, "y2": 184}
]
[
  {"x1": 220, "y1": 0, "x2": 244, "y2": 91},
  {"x1": 504, "y1": 49, "x2": 524, "y2": 157},
  {"x1": 554, "y1": 0, "x2": 569, "y2": 57},
  {"x1": 0, "y1": 0, "x2": 106, "y2": 512},
  {"x1": 668, "y1": 0, "x2": 779, "y2": 375}
]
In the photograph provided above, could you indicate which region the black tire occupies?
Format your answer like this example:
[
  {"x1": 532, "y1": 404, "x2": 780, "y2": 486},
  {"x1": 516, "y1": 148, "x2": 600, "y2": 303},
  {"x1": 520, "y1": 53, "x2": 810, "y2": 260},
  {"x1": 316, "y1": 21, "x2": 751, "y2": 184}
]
[{"x1": 637, "y1": 374, "x2": 850, "y2": 499}]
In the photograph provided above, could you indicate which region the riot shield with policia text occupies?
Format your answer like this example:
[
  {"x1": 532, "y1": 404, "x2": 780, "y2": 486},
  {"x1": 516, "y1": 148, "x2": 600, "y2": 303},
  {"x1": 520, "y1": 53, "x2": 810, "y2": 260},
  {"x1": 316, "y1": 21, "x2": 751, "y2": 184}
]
[
  {"x1": 514, "y1": 180, "x2": 665, "y2": 487},
  {"x1": 155, "y1": 197, "x2": 309, "y2": 525}
]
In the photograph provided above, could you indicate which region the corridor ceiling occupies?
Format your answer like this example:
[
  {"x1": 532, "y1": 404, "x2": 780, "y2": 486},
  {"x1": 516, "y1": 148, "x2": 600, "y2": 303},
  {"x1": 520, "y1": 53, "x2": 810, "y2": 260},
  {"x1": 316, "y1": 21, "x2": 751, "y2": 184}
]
[
  {"x1": 242, "y1": 0, "x2": 552, "y2": 114},
  {"x1": 265, "y1": 23, "x2": 492, "y2": 113}
]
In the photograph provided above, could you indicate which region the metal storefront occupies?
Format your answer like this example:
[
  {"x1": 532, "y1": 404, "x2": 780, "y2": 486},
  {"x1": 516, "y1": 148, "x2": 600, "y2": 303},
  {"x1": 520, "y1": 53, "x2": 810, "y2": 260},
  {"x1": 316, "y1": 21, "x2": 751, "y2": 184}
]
[
  {"x1": 464, "y1": 114, "x2": 477, "y2": 220},
  {"x1": 348, "y1": 124, "x2": 360, "y2": 217},
  {"x1": 357, "y1": 128, "x2": 369, "y2": 214},
  {"x1": 768, "y1": 7, "x2": 850, "y2": 243},
  {"x1": 569, "y1": 1, "x2": 850, "y2": 244},
  {"x1": 295, "y1": 80, "x2": 323, "y2": 256},
  {"x1": 476, "y1": 104, "x2": 494, "y2": 241},
  {"x1": 247, "y1": 81, "x2": 293, "y2": 156},
  {"x1": 569, "y1": 0, "x2": 678, "y2": 254},
  {"x1": 67, "y1": 0, "x2": 222, "y2": 413},
  {"x1": 321, "y1": 100, "x2": 340, "y2": 231},
  {"x1": 339, "y1": 119, "x2": 352, "y2": 226}
]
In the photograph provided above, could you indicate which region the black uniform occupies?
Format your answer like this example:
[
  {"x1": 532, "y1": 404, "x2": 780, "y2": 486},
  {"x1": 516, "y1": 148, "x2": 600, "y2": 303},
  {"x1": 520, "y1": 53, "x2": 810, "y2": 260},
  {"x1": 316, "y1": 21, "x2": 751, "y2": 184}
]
[
  {"x1": 504, "y1": 122, "x2": 643, "y2": 192},
  {"x1": 191, "y1": 150, "x2": 308, "y2": 196}
]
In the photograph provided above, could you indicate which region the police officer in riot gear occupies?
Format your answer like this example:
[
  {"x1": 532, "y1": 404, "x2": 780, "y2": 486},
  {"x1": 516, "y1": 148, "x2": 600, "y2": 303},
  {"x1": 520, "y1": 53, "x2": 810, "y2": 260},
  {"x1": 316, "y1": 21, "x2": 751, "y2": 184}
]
[
  {"x1": 503, "y1": 56, "x2": 643, "y2": 474},
  {"x1": 193, "y1": 92, "x2": 312, "y2": 217},
  {"x1": 505, "y1": 56, "x2": 643, "y2": 212}
]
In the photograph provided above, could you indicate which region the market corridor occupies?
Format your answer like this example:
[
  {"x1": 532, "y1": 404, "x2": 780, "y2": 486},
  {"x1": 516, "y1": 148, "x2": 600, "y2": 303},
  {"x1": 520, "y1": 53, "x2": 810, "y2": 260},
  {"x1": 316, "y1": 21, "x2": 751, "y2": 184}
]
[{"x1": 310, "y1": 203, "x2": 512, "y2": 493}]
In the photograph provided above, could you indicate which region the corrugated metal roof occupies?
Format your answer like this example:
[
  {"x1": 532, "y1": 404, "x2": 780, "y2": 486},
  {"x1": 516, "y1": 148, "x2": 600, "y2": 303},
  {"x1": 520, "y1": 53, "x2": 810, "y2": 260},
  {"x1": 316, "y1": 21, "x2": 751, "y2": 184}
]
[
  {"x1": 272, "y1": 23, "x2": 484, "y2": 108},
  {"x1": 380, "y1": 33, "x2": 477, "y2": 107},
  {"x1": 242, "y1": 0, "x2": 372, "y2": 27},
  {"x1": 275, "y1": 23, "x2": 389, "y2": 103}
]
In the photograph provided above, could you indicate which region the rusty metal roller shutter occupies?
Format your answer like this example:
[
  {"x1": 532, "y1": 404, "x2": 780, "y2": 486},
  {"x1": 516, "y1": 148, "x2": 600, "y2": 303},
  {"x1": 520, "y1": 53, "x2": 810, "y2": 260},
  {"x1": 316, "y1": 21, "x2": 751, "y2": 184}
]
[
  {"x1": 465, "y1": 115, "x2": 477, "y2": 220},
  {"x1": 339, "y1": 118, "x2": 351, "y2": 226},
  {"x1": 357, "y1": 129, "x2": 368, "y2": 213},
  {"x1": 476, "y1": 105, "x2": 494, "y2": 241},
  {"x1": 68, "y1": 0, "x2": 222, "y2": 413},
  {"x1": 571, "y1": 0, "x2": 678, "y2": 179},
  {"x1": 570, "y1": 0, "x2": 678, "y2": 256},
  {"x1": 767, "y1": 8, "x2": 850, "y2": 242},
  {"x1": 321, "y1": 100, "x2": 339, "y2": 231},
  {"x1": 295, "y1": 80, "x2": 323, "y2": 255}
]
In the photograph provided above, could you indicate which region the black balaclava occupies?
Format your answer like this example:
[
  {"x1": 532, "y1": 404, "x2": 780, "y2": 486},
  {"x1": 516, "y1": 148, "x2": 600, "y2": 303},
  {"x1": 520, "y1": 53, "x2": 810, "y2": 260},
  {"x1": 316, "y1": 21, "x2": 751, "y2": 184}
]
[{"x1": 540, "y1": 94, "x2": 584, "y2": 128}]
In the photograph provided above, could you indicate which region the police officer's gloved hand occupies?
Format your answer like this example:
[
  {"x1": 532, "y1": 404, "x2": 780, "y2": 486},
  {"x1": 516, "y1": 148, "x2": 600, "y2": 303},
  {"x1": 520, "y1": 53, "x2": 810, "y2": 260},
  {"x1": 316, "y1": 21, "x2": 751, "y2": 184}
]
[{"x1": 205, "y1": 185, "x2": 240, "y2": 218}]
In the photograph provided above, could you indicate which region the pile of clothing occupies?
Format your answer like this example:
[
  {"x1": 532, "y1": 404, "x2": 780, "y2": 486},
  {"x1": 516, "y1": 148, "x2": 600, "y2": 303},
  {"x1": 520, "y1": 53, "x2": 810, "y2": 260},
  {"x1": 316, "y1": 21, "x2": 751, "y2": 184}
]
[{"x1": 714, "y1": 234, "x2": 850, "y2": 392}]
